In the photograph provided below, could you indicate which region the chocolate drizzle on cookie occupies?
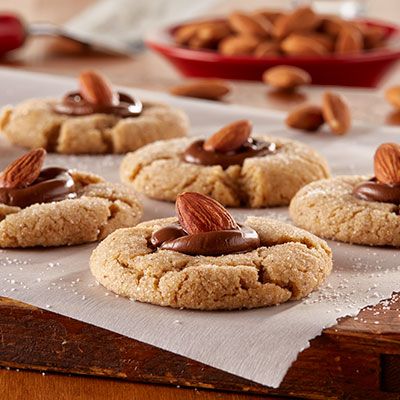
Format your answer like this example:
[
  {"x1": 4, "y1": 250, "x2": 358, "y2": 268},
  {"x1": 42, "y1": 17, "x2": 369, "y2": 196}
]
[
  {"x1": 151, "y1": 223, "x2": 260, "y2": 256},
  {"x1": 353, "y1": 178, "x2": 400, "y2": 204},
  {"x1": 0, "y1": 149, "x2": 77, "y2": 208},
  {"x1": 352, "y1": 143, "x2": 400, "y2": 205},
  {"x1": 53, "y1": 70, "x2": 143, "y2": 118},
  {"x1": 150, "y1": 192, "x2": 260, "y2": 256},
  {"x1": 183, "y1": 138, "x2": 276, "y2": 169},
  {"x1": 182, "y1": 120, "x2": 277, "y2": 169}
]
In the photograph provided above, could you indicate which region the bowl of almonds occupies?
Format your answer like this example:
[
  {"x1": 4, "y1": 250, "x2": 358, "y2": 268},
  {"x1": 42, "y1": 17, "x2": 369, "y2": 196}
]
[{"x1": 146, "y1": 6, "x2": 400, "y2": 87}]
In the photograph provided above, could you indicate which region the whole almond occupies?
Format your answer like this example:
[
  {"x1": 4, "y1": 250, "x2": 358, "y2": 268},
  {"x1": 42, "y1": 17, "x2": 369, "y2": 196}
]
[
  {"x1": 203, "y1": 120, "x2": 252, "y2": 152},
  {"x1": 253, "y1": 9, "x2": 283, "y2": 24},
  {"x1": 0, "y1": 148, "x2": 46, "y2": 189},
  {"x1": 281, "y1": 34, "x2": 328, "y2": 56},
  {"x1": 335, "y1": 26, "x2": 363, "y2": 54},
  {"x1": 174, "y1": 24, "x2": 200, "y2": 45},
  {"x1": 176, "y1": 192, "x2": 238, "y2": 234},
  {"x1": 169, "y1": 79, "x2": 231, "y2": 100},
  {"x1": 79, "y1": 70, "x2": 118, "y2": 106},
  {"x1": 263, "y1": 65, "x2": 311, "y2": 90},
  {"x1": 228, "y1": 11, "x2": 272, "y2": 38},
  {"x1": 274, "y1": 6, "x2": 319, "y2": 39},
  {"x1": 320, "y1": 16, "x2": 345, "y2": 37},
  {"x1": 254, "y1": 41, "x2": 280, "y2": 57},
  {"x1": 322, "y1": 91, "x2": 351, "y2": 135},
  {"x1": 363, "y1": 25, "x2": 386, "y2": 49},
  {"x1": 374, "y1": 143, "x2": 400, "y2": 185},
  {"x1": 218, "y1": 35, "x2": 260, "y2": 56},
  {"x1": 296, "y1": 32, "x2": 334, "y2": 52},
  {"x1": 385, "y1": 86, "x2": 400, "y2": 109},
  {"x1": 196, "y1": 22, "x2": 231, "y2": 42},
  {"x1": 286, "y1": 104, "x2": 324, "y2": 131}
]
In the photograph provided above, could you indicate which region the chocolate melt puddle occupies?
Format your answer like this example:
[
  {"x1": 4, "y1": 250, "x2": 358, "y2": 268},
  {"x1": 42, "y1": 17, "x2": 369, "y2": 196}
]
[
  {"x1": 182, "y1": 139, "x2": 276, "y2": 169},
  {"x1": 353, "y1": 178, "x2": 400, "y2": 205},
  {"x1": 151, "y1": 223, "x2": 260, "y2": 256},
  {"x1": 0, "y1": 167, "x2": 77, "y2": 208},
  {"x1": 53, "y1": 92, "x2": 143, "y2": 118}
]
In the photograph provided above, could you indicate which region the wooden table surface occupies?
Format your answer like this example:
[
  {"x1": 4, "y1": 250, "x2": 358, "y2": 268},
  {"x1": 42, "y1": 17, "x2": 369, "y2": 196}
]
[{"x1": 0, "y1": 1, "x2": 400, "y2": 399}]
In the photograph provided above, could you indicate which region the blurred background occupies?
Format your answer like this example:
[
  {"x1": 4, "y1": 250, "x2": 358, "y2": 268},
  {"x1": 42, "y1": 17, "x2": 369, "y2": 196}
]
[{"x1": 0, "y1": 0, "x2": 399, "y2": 123}]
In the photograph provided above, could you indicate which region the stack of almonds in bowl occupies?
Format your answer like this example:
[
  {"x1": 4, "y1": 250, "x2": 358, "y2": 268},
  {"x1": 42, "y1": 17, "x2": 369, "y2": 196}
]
[
  {"x1": 173, "y1": 6, "x2": 388, "y2": 57},
  {"x1": 286, "y1": 91, "x2": 351, "y2": 134}
]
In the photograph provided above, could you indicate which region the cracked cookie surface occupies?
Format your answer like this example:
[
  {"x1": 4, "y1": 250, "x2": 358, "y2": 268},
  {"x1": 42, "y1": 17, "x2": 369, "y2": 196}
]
[
  {"x1": 289, "y1": 176, "x2": 400, "y2": 247},
  {"x1": 0, "y1": 99, "x2": 189, "y2": 154},
  {"x1": 0, "y1": 171, "x2": 142, "y2": 248},
  {"x1": 90, "y1": 216, "x2": 332, "y2": 310},
  {"x1": 120, "y1": 136, "x2": 330, "y2": 208}
]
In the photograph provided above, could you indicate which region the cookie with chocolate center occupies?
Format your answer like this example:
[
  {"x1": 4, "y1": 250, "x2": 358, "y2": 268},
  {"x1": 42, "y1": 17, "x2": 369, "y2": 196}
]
[
  {"x1": 290, "y1": 143, "x2": 400, "y2": 247},
  {"x1": 0, "y1": 149, "x2": 142, "y2": 247},
  {"x1": 90, "y1": 192, "x2": 332, "y2": 310},
  {"x1": 120, "y1": 119, "x2": 330, "y2": 208},
  {"x1": 0, "y1": 71, "x2": 189, "y2": 154}
]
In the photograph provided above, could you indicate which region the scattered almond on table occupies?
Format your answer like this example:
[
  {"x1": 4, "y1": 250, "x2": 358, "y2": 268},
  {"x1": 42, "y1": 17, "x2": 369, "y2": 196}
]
[
  {"x1": 169, "y1": 79, "x2": 232, "y2": 101},
  {"x1": 263, "y1": 65, "x2": 311, "y2": 91},
  {"x1": 385, "y1": 86, "x2": 400, "y2": 109},
  {"x1": 173, "y1": 6, "x2": 388, "y2": 57},
  {"x1": 285, "y1": 104, "x2": 324, "y2": 131},
  {"x1": 286, "y1": 91, "x2": 351, "y2": 135}
]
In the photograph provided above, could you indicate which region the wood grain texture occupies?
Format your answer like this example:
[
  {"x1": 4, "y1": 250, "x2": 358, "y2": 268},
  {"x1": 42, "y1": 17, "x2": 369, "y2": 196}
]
[{"x1": 0, "y1": 295, "x2": 399, "y2": 400}]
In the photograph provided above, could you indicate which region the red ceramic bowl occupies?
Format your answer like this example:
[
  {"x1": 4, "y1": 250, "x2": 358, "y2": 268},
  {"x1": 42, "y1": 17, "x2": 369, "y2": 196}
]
[{"x1": 146, "y1": 19, "x2": 400, "y2": 87}]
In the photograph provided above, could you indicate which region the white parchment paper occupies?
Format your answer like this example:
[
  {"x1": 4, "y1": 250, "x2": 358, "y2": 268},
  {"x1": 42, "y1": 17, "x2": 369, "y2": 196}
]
[{"x1": 0, "y1": 68, "x2": 399, "y2": 388}]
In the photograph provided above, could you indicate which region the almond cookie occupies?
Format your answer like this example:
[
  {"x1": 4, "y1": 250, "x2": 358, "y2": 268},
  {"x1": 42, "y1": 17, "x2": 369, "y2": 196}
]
[
  {"x1": 0, "y1": 71, "x2": 189, "y2": 154},
  {"x1": 90, "y1": 192, "x2": 332, "y2": 310},
  {"x1": 120, "y1": 120, "x2": 330, "y2": 208},
  {"x1": 290, "y1": 143, "x2": 400, "y2": 247},
  {"x1": 0, "y1": 149, "x2": 142, "y2": 248}
]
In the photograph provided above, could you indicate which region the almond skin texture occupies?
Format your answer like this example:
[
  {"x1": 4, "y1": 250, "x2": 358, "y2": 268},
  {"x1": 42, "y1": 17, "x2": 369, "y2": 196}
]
[
  {"x1": 335, "y1": 26, "x2": 363, "y2": 54},
  {"x1": 385, "y1": 86, "x2": 400, "y2": 109},
  {"x1": 322, "y1": 91, "x2": 351, "y2": 135},
  {"x1": 218, "y1": 35, "x2": 260, "y2": 55},
  {"x1": 281, "y1": 34, "x2": 328, "y2": 56},
  {"x1": 203, "y1": 120, "x2": 252, "y2": 152},
  {"x1": 0, "y1": 148, "x2": 46, "y2": 189},
  {"x1": 174, "y1": 24, "x2": 200, "y2": 45},
  {"x1": 228, "y1": 11, "x2": 271, "y2": 38},
  {"x1": 176, "y1": 192, "x2": 238, "y2": 235},
  {"x1": 286, "y1": 104, "x2": 324, "y2": 132},
  {"x1": 253, "y1": 40, "x2": 280, "y2": 57},
  {"x1": 274, "y1": 6, "x2": 319, "y2": 39},
  {"x1": 79, "y1": 70, "x2": 118, "y2": 106},
  {"x1": 169, "y1": 80, "x2": 231, "y2": 101},
  {"x1": 374, "y1": 143, "x2": 400, "y2": 185},
  {"x1": 263, "y1": 65, "x2": 311, "y2": 90}
]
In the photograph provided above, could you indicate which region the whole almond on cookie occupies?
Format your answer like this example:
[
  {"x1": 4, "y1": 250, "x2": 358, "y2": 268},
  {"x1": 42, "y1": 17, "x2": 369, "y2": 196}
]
[
  {"x1": 374, "y1": 143, "x2": 400, "y2": 185},
  {"x1": 176, "y1": 192, "x2": 238, "y2": 235},
  {"x1": 385, "y1": 86, "x2": 400, "y2": 109},
  {"x1": 79, "y1": 70, "x2": 118, "y2": 106},
  {"x1": 169, "y1": 79, "x2": 231, "y2": 100},
  {"x1": 0, "y1": 148, "x2": 46, "y2": 189},
  {"x1": 228, "y1": 11, "x2": 272, "y2": 38},
  {"x1": 286, "y1": 104, "x2": 324, "y2": 131},
  {"x1": 322, "y1": 91, "x2": 351, "y2": 135},
  {"x1": 203, "y1": 120, "x2": 252, "y2": 152},
  {"x1": 263, "y1": 65, "x2": 311, "y2": 90}
]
